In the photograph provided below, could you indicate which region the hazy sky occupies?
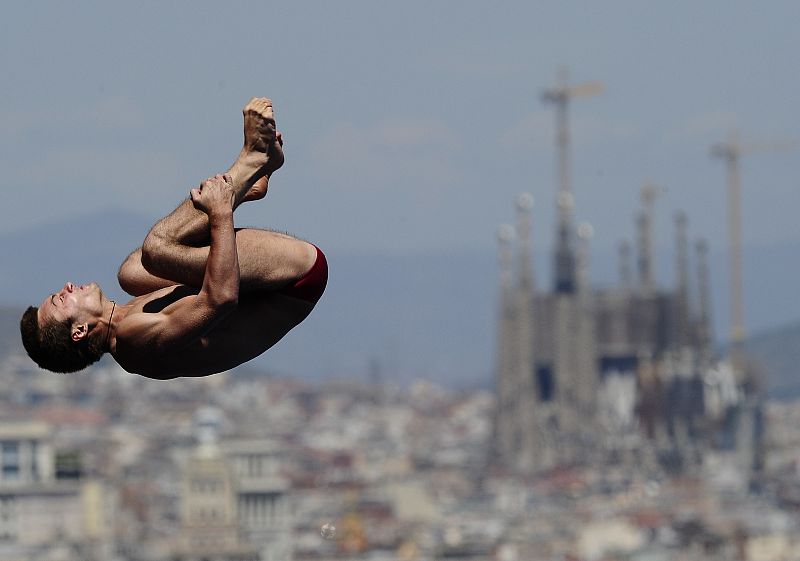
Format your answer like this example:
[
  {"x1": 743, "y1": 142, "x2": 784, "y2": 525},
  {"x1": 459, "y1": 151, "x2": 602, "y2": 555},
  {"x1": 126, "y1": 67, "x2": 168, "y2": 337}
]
[{"x1": 2, "y1": 1, "x2": 799, "y2": 256}]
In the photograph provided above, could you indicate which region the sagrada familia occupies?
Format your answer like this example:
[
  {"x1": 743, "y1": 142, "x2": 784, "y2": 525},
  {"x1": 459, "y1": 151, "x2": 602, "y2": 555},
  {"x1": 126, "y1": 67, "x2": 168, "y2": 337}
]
[{"x1": 493, "y1": 74, "x2": 764, "y2": 488}]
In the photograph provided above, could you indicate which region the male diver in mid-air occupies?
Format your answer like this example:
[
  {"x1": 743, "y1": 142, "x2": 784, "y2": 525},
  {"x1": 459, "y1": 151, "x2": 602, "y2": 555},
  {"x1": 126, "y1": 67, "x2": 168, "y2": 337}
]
[{"x1": 20, "y1": 98, "x2": 327, "y2": 379}]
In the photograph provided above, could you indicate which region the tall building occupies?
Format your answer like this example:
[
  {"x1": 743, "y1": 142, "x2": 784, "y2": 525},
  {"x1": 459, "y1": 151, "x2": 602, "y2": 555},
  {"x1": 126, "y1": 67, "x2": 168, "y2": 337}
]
[
  {"x1": 494, "y1": 187, "x2": 764, "y2": 480},
  {"x1": 222, "y1": 438, "x2": 292, "y2": 561},
  {"x1": 494, "y1": 75, "x2": 763, "y2": 481},
  {"x1": 172, "y1": 409, "x2": 258, "y2": 561},
  {"x1": 172, "y1": 409, "x2": 293, "y2": 561}
]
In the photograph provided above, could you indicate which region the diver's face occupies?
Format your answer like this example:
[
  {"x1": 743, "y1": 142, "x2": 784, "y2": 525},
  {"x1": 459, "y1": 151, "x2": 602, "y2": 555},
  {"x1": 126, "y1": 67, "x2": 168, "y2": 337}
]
[{"x1": 38, "y1": 282, "x2": 103, "y2": 325}]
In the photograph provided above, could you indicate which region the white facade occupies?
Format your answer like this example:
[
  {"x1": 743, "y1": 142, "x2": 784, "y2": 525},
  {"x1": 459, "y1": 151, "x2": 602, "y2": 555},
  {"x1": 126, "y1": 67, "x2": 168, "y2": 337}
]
[{"x1": 0, "y1": 422, "x2": 114, "y2": 561}]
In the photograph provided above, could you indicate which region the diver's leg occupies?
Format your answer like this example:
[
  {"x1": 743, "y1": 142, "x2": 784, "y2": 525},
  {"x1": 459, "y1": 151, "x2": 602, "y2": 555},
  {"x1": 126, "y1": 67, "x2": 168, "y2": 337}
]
[
  {"x1": 118, "y1": 248, "x2": 170, "y2": 295},
  {"x1": 119, "y1": 229, "x2": 316, "y2": 296},
  {"x1": 124, "y1": 98, "x2": 291, "y2": 294},
  {"x1": 142, "y1": 97, "x2": 283, "y2": 258}
]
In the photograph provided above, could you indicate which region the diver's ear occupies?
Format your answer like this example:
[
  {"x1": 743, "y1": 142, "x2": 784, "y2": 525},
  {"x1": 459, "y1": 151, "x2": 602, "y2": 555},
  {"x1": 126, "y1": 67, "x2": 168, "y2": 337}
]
[{"x1": 71, "y1": 323, "x2": 88, "y2": 343}]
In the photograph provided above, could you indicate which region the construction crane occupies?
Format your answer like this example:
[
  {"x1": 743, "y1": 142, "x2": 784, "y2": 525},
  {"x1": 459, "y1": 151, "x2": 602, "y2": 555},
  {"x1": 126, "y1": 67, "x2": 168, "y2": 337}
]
[
  {"x1": 542, "y1": 67, "x2": 604, "y2": 293},
  {"x1": 710, "y1": 132, "x2": 794, "y2": 380}
]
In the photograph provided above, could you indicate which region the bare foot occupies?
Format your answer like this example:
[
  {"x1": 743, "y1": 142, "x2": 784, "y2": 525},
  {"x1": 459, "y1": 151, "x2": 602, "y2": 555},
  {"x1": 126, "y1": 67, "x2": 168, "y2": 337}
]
[
  {"x1": 241, "y1": 97, "x2": 276, "y2": 157},
  {"x1": 225, "y1": 98, "x2": 281, "y2": 203},
  {"x1": 243, "y1": 176, "x2": 269, "y2": 203},
  {"x1": 265, "y1": 131, "x2": 285, "y2": 177},
  {"x1": 242, "y1": 132, "x2": 284, "y2": 203}
]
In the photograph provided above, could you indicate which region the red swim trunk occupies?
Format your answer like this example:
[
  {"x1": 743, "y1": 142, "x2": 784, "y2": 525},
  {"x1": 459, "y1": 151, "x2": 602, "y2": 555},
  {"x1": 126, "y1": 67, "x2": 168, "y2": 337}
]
[{"x1": 278, "y1": 245, "x2": 328, "y2": 304}]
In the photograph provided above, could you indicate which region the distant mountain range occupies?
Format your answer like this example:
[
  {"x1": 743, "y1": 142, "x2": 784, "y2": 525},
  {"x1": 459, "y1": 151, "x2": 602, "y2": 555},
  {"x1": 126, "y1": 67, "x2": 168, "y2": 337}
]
[{"x1": 1, "y1": 209, "x2": 798, "y2": 391}]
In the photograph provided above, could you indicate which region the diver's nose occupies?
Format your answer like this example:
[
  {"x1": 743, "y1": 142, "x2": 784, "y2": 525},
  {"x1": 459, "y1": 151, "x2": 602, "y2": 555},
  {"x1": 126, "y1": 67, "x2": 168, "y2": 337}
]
[{"x1": 65, "y1": 282, "x2": 75, "y2": 293}]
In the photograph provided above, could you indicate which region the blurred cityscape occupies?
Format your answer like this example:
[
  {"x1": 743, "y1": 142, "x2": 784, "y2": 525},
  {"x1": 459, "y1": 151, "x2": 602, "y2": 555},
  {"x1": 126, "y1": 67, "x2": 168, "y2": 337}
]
[
  {"x1": 0, "y1": 69, "x2": 797, "y2": 561},
  {"x1": 0, "y1": 353, "x2": 798, "y2": 561}
]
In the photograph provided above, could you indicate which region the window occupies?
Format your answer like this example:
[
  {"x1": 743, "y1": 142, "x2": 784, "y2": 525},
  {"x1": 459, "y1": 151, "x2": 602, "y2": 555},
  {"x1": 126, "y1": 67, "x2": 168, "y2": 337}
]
[
  {"x1": 1, "y1": 443, "x2": 19, "y2": 481},
  {"x1": 0, "y1": 496, "x2": 16, "y2": 541}
]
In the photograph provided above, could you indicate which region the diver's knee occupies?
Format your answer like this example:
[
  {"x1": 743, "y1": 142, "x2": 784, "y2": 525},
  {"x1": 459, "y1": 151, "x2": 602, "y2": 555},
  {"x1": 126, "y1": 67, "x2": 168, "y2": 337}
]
[
  {"x1": 140, "y1": 230, "x2": 165, "y2": 273},
  {"x1": 118, "y1": 248, "x2": 145, "y2": 295},
  {"x1": 118, "y1": 248, "x2": 140, "y2": 278}
]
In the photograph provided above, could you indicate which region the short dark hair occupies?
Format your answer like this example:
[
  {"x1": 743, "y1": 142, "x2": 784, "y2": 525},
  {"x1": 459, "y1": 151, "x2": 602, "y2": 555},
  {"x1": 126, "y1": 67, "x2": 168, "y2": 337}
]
[{"x1": 20, "y1": 307, "x2": 105, "y2": 373}]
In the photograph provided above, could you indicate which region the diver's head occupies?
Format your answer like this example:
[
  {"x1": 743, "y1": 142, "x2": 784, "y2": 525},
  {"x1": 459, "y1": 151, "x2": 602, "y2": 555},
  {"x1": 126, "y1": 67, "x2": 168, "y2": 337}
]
[{"x1": 20, "y1": 282, "x2": 109, "y2": 373}]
